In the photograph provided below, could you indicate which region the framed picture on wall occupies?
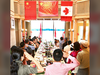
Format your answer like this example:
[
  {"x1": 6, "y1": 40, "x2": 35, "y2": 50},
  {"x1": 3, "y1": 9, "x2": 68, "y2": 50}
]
[{"x1": 11, "y1": 18, "x2": 15, "y2": 29}]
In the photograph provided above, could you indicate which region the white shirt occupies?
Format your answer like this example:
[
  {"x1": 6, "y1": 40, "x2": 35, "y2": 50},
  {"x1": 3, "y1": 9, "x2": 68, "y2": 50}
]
[
  {"x1": 64, "y1": 45, "x2": 71, "y2": 57},
  {"x1": 25, "y1": 44, "x2": 35, "y2": 50}
]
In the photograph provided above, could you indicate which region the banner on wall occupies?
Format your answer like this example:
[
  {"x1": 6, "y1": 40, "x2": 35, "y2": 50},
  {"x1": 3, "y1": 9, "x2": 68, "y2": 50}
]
[
  {"x1": 11, "y1": 18, "x2": 15, "y2": 29},
  {"x1": 54, "y1": 20, "x2": 65, "y2": 40},
  {"x1": 25, "y1": 1, "x2": 36, "y2": 20},
  {"x1": 61, "y1": 1, "x2": 73, "y2": 21},
  {"x1": 39, "y1": 1, "x2": 58, "y2": 16}
]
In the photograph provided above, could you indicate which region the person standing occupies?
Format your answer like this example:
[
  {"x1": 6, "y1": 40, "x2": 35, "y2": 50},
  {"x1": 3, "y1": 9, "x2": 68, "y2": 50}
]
[
  {"x1": 63, "y1": 40, "x2": 72, "y2": 63},
  {"x1": 22, "y1": 36, "x2": 25, "y2": 43},
  {"x1": 59, "y1": 37, "x2": 64, "y2": 50},
  {"x1": 45, "y1": 49, "x2": 80, "y2": 75},
  {"x1": 62, "y1": 37, "x2": 68, "y2": 51},
  {"x1": 76, "y1": 40, "x2": 90, "y2": 75},
  {"x1": 67, "y1": 42, "x2": 81, "y2": 75}
]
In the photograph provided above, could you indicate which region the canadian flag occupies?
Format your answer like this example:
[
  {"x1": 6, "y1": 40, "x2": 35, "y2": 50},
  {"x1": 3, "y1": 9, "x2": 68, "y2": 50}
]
[{"x1": 61, "y1": 1, "x2": 73, "y2": 21}]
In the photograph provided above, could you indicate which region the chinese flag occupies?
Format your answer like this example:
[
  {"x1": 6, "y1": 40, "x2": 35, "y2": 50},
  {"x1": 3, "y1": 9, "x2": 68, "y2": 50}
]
[
  {"x1": 61, "y1": 1, "x2": 73, "y2": 21},
  {"x1": 25, "y1": 1, "x2": 36, "y2": 20},
  {"x1": 39, "y1": 1, "x2": 58, "y2": 16}
]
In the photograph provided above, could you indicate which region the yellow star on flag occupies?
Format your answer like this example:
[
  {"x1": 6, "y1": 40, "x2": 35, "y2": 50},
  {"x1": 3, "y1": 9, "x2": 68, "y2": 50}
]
[
  {"x1": 26, "y1": 2, "x2": 29, "y2": 5},
  {"x1": 40, "y1": 2, "x2": 43, "y2": 6}
]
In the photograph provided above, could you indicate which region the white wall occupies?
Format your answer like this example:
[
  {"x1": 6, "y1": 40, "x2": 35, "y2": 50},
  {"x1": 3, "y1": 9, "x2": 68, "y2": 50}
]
[
  {"x1": 31, "y1": 20, "x2": 42, "y2": 38},
  {"x1": 54, "y1": 20, "x2": 65, "y2": 40}
]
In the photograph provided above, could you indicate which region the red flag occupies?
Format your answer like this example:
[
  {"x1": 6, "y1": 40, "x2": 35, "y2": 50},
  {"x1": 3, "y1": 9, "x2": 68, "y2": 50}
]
[
  {"x1": 39, "y1": 23, "x2": 42, "y2": 38},
  {"x1": 61, "y1": 1, "x2": 73, "y2": 21},
  {"x1": 77, "y1": 33, "x2": 79, "y2": 36},
  {"x1": 25, "y1": 1, "x2": 36, "y2": 20},
  {"x1": 30, "y1": 31, "x2": 32, "y2": 36},
  {"x1": 54, "y1": 28, "x2": 56, "y2": 38},
  {"x1": 39, "y1": 1, "x2": 58, "y2": 16},
  {"x1": 62, "y1": 31, "x2": 65, "y2": 38}
]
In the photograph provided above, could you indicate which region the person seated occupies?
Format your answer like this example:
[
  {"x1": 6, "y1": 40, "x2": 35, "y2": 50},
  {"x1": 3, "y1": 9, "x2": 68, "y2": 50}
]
[
  {"x1": 54, "y1": 40, "x2": 59, "y2": 49},
  {"x1": 45, "y1": 49, "x2": 80, "y2": 75},
  {"x1": 25, "y1": 39, "x2": 35, "y2": 50},
  {"x1": 10, "y1": 46, "x2": 18, "y2": 64},
  {"x1": 39, "y1": 37, "x2": 42, "y2": 43},
  {"x1": 10, "y1": 48, "x2": 44, "y2": 75},
  {"x1": 57, "y1": 40, "x2": 59, "y2": 47},
  {"x1": 32, "y1": 37, "x2": 39, "y2": 52},
  {"x1": 20, "y1": 41, "x2": 35, "y2": 57},
  {"x1": 29, "y1": 36, "x2": 33, "y2": 41},
  {"x1": 20, "y1": 42, "x2": 33, "y2": 65}
]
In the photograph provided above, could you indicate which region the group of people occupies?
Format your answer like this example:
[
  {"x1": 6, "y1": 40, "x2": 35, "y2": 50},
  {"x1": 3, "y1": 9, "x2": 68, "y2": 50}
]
[
  {"x1": 54, "y1": 37, "x2": 90, "y2": 75},
  {"x1": 10, "y1": 36, "x2": 89, "y2": 75}
]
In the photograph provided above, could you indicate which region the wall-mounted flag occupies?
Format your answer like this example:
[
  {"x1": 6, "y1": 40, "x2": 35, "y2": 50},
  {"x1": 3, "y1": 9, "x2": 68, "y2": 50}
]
[
  {"x1": 61, "y1": 1, "x2": 73, "y2": 21},
  {"x1": 39, "y1": 1, "x2": 58, "y2": 16},
  {"x1": 25, "y1": 1, "x2": 36, "y2": 20}
]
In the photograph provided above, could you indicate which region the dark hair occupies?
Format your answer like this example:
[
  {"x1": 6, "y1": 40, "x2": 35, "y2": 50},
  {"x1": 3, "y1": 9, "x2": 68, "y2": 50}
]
[
  {"x1": 55, "y1": 39, "x2": 57, "y2": 41},
  {"x1": 68, "y1": 40, "x2": 72, "y2": 45},
  {"x1": 25, "y1": 39, "x2": 29, "y2": 43},
  {"x1": 55, "y1": 41, "x2": 57, "y2": 45},
  {"x1": 29, "y1": 36, "x2": 31, "y2": 37},
  {"x1": 32, "y1": 37, "x2": 36, "y2": 41},
  {"x1": 20, "y1": 42, "x2": 25, "y2": 47},
  {"x1": 74, "y1": 42, "x2": 80, "y2": 51},
  {"x1": 29, "y1": 41, "x2": 32, "y2": 45},
  {"x1": 11, "y1": 46, "x2": 18, "y2": 54},
  {"x1": 12, "y1": 48, "x2": 24, "y2": 60},
  {"x1": 39, "y1": 37, "x2": 41, "y2": 39},
  {"x1": 53, "y1": 49, "x2": 63, "y2": 61},
  {"x1": 34, "y1": 36, "x2": 37, "y2": 39},
  {"x1": 25, "y1": 47, "x2": 32, "y2": 54},
  {"x1": 65, "y1": 37, "x2": 68, "y2": 41},
  {"x1": 60, "y1": 37, "x2": 63, "y2": 40},
  {"x1": 11, "y1": 48, "x2": 24, "y2": 75}
]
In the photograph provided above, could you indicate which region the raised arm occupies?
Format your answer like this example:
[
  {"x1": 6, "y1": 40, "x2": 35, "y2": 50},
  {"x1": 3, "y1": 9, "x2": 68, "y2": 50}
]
[
  {"x1": 63, "y1": 52, "x2": 80, "y2": 70},
  {"x1": 24, "y1": 52, "x2": 44, "y2": 73},
  {"x1": 66, "y1": 55, "x2": 80, "y2": 70}
]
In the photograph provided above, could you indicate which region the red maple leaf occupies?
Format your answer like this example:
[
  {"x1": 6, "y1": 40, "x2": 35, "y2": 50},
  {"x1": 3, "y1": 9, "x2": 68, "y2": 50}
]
[
  {"x1": 77, "y1": 33, "x2": 79, "y2": 36},
  {"x1": 63, "y1": 8, "x2": 69, "y2": 15}
]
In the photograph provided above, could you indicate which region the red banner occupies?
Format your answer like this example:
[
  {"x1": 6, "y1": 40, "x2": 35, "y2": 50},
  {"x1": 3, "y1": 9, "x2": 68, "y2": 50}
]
[
  {"x1": 39, "y1": 1, "x2": 58, "y2": 16},
  {"x1": 54, "y1": 28, "x2": 56, "y2": 38},
  {"x1": 39, "y1": 23, "x2": 42, "y2": 38},
  {"x1": 25, "y1": 1, "x2": 36, "y2": 20}
]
